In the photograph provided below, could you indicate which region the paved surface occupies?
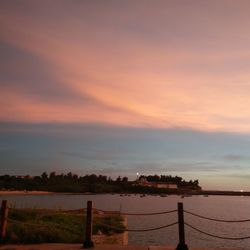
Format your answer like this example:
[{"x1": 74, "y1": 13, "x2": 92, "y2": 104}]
[
  {"x1": 0, "y1": 244, "x2": 147, "y2": 250},
  {"x1": 0, "y1": 244, "x2": 240, "y2": 250}
]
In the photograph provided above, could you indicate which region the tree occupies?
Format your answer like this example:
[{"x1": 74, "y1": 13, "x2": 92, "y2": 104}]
[
  {"x1": 116, "y1": 176, "x2": 122, "y2": 182},
  {"x1": 49, "y1": 172, "x2": 56, "y2": 179},
  {"x1": 122, "y1": 177, "x2": 128, "y2": 182},
  {"x1": 41, "y1": 172, "x2": 48, "y2": 180}
]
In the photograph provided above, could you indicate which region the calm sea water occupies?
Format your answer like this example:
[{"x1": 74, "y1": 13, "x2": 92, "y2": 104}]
[{"x1": 1, "y1": 194, "x2": 250, "y2": 249}]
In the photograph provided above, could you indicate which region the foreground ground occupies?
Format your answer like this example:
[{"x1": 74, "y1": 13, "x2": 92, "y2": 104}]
[
  {"x1": 6, "y1": 208, "x2": 125, "y2": 244},
  {"x1": 0, "y1": 244, "x2": 241, "y2": 250}
]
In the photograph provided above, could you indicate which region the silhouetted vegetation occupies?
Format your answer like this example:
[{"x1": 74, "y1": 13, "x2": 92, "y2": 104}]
[{"x1": 0, "y1": 173, "x2": 201, "y2": 194}]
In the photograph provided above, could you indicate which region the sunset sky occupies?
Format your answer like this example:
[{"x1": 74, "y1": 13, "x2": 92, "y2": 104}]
[{"x1": 1, "y1": 0, "x2": 250, "y2": 190}]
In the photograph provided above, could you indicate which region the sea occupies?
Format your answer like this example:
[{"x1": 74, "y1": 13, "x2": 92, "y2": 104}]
[{"x1": 1, "y1": 193, "x2": 250, "y2": 249}]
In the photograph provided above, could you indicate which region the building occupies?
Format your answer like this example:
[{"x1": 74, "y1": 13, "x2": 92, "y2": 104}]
[
  {"x1": 136, "y1": 178, "x2": 178, "y2": 189},
  {"x1": 155, "y1": 182, "x2": 177, "y2": 189}
]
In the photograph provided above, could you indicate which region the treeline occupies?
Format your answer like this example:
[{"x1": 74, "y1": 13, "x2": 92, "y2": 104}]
[
  {"x1": 0, "y1": 172, "x2": 201, "y2": 194},
  {"x1": 0, "y1": 172, "x2": 127, "y2": 193}
]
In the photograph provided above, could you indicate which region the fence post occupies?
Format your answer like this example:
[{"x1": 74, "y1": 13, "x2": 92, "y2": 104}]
[
  {"x1": 176, "y1": 202, "x2": 188, "y2": 250},
  {"x1": 0, "y1": 200, "x2": 9, "y2": 243},
  {"x1": 83, "y1": 200, "x2": 94, "y2": 248}
]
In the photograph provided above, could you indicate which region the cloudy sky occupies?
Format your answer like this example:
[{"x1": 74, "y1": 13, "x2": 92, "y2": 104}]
[{"x1": 1, "y1": 0, "x2": 250, "y2": 190}]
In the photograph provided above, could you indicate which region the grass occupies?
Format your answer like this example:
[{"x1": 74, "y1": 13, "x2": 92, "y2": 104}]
[
  {"x1": 5, "y1": 208, "x2": 125, "y2": 244},
  {"x1": 94, "y1": 215, "x2": 125, "y2": 235}
]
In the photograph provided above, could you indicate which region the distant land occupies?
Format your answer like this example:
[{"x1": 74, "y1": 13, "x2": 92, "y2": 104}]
[
  {"x1": 0, "y1": 172, "x2": 249, "y2": 196},
  {"x1": 0, "y1": 172, "x2": 200, "y2": 194}
]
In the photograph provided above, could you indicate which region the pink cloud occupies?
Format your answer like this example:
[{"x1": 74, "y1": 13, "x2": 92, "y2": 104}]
[{"x1": 1, "y1": 1, "x2": 250, "y2": 132}]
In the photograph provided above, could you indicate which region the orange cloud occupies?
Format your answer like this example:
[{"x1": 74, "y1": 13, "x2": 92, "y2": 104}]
[{"x1": 2, "y1": 1, "x2": 250, "y2": 133}]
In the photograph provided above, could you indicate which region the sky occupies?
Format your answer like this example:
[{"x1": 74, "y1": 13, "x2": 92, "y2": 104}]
[{"x1": 1, "y1": 0, "x2": 250, "y2": 190}]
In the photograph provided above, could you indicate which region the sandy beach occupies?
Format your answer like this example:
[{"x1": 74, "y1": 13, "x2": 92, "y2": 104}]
[{"x1": 0, "y1": 191, "x2": 55, "y2": 195}]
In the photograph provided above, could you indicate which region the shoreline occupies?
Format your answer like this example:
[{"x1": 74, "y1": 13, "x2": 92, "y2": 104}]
[
  {"x1": 0, "y1": 190, "x2": 56, "y2": 195},
  {"x1": 1, "y1": 190, "x2": 250, "y2": 196}
]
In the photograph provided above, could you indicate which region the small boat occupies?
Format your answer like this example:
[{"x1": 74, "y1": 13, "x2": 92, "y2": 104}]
[{"x1": 160, "y1": 194, "x2": 168, "y2": 197}]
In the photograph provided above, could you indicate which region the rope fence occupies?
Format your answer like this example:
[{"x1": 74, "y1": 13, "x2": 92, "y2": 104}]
[
  {"x1": 184, "y1": 210, "x2": 250, "y2": 223},
  {"x1": 84, "y1": 201, "x2": 250, "y2": 249},
  {"x1": 185, "y1": 222, "x2": 250, "y2": 240},
  {"x1": 96, "y1": 220, "x2": 178, "y2": 232},
  {"x1": 96, "y1": 208, "x2": 177, "y2": 216},
  {"x1": 2, "y1": 199, "x2": 250, "y2": 249}
]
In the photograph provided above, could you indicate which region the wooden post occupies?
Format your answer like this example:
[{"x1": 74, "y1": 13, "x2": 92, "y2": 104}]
[
  {"x1": 83, "y1": 200, "x2": 94, "y2": 248},
  {"x1": 0, "y1": 200, "x2": 9, "y2": 243},
  {"x1": 176, "y1": 202, "x2": 188, "y2": 250}
]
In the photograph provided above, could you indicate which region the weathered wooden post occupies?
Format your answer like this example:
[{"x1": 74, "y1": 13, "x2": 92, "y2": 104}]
[
  {"x1": 83, "y1": 200, "x2": 94, "y2": 248},
  {"x1": 0, "y1": 200, "x2": 9, "y2": 243},
  {"x1": 176, "y1": 202, "x2": 188, "y2": 250}
]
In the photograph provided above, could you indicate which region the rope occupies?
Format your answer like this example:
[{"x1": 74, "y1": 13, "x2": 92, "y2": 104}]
[
  {"x1": 126, "y1": 222, "x2": 178, "y2": 232},
  {"x1": 184, "y1": 210, "x2": 250, "y2": 223},
  {"x1": 96, "y1": 221, "x2": 178, "y2": 232},
  {"x1": 9, "y1": 208, "x2": 87, "y2": 214},
  {"x1": 96, "y1": 209, "x2": 177, "y2": 216},
  {"x1": 185, "y1": 222, "x2": 250, "y2": 240}
]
